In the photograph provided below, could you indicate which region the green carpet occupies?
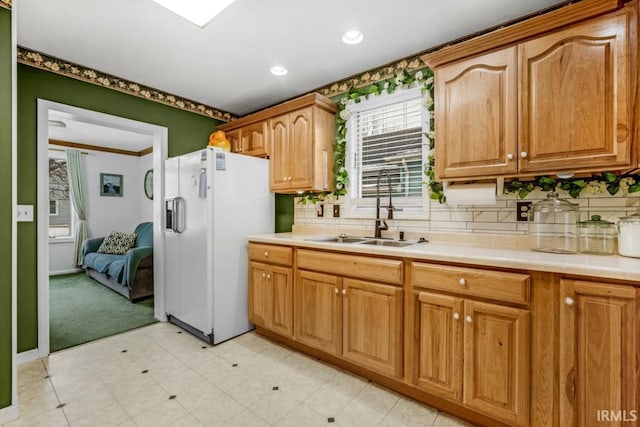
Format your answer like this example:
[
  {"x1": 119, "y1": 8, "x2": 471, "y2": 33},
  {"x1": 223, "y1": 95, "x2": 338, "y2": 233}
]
[{"x1": 49, "y1": 272, "x2": 157, "y2": 352}]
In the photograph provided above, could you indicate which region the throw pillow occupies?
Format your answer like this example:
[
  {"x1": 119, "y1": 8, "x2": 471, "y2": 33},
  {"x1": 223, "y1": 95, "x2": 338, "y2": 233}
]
[{"x1": 97, "y1": 231, "x2": 137, "y2": 255}]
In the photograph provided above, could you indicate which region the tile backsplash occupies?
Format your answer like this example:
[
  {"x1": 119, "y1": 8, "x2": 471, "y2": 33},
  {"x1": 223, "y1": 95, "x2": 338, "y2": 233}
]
[{"x1": 293, "y1": 189, "x2": 640, "y2": 237}]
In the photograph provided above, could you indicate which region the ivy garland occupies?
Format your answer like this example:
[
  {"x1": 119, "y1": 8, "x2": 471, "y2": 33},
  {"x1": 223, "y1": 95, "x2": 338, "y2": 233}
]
[
  {"x1": 298, "y1": 68, "x2": 439, "y2": 204},
  {"x1": 504, "y1": 172, "x2": 640, "y2": 199}
]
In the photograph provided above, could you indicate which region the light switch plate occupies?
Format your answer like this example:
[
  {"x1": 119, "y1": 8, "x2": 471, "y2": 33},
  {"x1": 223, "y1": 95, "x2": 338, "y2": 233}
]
[{"x1": 16, "y1": 205, "x2": 34, "y2": 222}]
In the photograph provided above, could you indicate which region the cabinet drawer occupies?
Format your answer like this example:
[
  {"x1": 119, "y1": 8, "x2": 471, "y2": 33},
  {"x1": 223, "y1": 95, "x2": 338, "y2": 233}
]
[
  {"x1": 411, "y1": 262, "x2": 530, "y2": 305},
  {"x1": 297, "y1": 249, "x2": 403, "y2": 285},
  {"x1": 248, "y1": 243, "x2": 293, "y2": 266}
]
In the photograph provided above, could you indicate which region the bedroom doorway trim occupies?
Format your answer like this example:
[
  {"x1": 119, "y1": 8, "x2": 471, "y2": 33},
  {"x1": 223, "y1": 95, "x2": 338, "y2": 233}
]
[{"x1": 33, "y1": 99, "x2": 168, "y2": 359}]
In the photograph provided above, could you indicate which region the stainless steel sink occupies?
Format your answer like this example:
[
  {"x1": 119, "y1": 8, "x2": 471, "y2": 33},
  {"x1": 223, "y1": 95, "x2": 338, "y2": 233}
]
[
  {"x1": 358, "y1": 240, "x2": 416, "y2": 248},
  {"x1": 304, "y1": 236, "x2": 370, "y2": 244}
]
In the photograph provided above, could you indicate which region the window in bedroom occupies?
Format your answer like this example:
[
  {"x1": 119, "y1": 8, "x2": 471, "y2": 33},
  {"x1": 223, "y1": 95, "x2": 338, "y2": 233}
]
[
  {"x1": 345, "y1": 87, "x2": 429, "y2": 218},
  {"x1": 48, "y1": 156, "x2": 74, "y2": 239}
]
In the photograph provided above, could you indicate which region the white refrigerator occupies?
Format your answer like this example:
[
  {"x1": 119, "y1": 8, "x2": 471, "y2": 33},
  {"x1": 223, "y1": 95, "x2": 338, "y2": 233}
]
[{"x1": 164, "y1": 147, "x2": 274, "y2": 344}]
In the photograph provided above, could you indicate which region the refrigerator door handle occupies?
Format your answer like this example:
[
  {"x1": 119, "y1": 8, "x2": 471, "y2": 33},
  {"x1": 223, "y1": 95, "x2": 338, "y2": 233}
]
[
  {"x1": 198, "y1": 168, "x2": 207, "y2": 198},
  {"x1": 174, "y1": 196, "x2": 186, "y2": 233}
]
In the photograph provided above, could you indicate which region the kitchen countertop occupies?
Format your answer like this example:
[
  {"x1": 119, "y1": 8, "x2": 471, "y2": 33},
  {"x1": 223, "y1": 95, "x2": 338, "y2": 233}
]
[{"x1": 248, "y1": 233, "x2": 640, "y2": 283}]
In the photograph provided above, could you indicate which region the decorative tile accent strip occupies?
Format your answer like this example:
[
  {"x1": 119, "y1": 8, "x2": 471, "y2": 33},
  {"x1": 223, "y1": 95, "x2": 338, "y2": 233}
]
[
  {"x1": 0, "y1": 0, "x2": 11, "y2": 10},
  {"x1": 17, "y1": 47, "x2": 237, "y2": 122},
  {"x1": 314, "y1": 54, "x2": 427, "y2": 98}
]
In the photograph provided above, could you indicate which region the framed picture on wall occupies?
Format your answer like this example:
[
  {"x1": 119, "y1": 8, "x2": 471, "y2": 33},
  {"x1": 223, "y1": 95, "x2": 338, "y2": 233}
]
[{"x1": 100, "y1": 173, "x2": 123, "y2": 197}]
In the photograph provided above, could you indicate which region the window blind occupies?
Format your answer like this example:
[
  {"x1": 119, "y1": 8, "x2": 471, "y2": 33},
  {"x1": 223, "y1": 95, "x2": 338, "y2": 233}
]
[{"x1": 351, "y1": 96, "x2": 424, "y2": 200}]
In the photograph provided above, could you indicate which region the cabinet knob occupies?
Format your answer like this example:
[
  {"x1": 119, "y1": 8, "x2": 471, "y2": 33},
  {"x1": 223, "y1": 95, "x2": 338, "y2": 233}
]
[
  {"x1": 520, "y1": 151, "x2": 528, "y2": 159},
  {"x1": 458, "y1": 278, "x2": 466, "y2": 286},
  {"x1": 506, "y1": 153, "x2": 514, "y2": 160},
  {"x1": 335, "y1": 288, "x2": 339, "y2": 294},
  {"x1": 264, "y1": 251, "x2": 269, "y2": 257},
  {"x1": 453, "y1": 312, "x2": 460, "y2": 320},
  {"x1": 262, "y1": 273, "x2": 266, "y2": 278},
  {"x1": 342, "y1": 289, "x2": 347, "y2": 295},
  {"x1": 266, "y1": 274, "x2": 271, "y2": 279},
  {"x1": 565, "y1": 297, "x2": 575, "y2": 306},
  {"x1": 465, "y1": 316, "x2": 473, "y2": 324}
]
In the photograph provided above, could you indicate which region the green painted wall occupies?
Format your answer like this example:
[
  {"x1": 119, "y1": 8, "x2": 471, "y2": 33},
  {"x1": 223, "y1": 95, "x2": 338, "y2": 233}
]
[
  {"x1": 17, "y1": 65, "x2": 222, "y2": 352},
  {"x1": 0, "y1": 7, "x2": 12, "y2": 410},
  {"x1": 275, "y1": 194, "x2": 294, "y2": 232}
]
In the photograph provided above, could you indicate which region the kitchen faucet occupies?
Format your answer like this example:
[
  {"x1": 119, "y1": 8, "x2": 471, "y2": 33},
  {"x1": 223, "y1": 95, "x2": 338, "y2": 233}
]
[{"x1": 375, "y1": 169, "x2": 395, "y2": 238}]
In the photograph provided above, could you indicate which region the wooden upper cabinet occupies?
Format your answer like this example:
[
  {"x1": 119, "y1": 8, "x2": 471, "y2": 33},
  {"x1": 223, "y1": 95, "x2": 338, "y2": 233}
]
[
  {"x1": 217, "y1": 93, "x2": 337, "y2": 192},
  {"x1": 269, "y1": 114, "x2": 291, "y2": 191},
  {"x1": 425, "y1": 4, "x2": 636, "y2": 180},
  {"x1": 241, "y1": 121, "x2": 268, "y2": 158},
  {"x1": 436, "y1": 47, "x2": 518, "y2": 179},
  {"x1": 559, "y1": 279, "x2": 637, "y2": 427},
  {"x1": 519, "y1": 11, "x2": 633, "y2": 173}
]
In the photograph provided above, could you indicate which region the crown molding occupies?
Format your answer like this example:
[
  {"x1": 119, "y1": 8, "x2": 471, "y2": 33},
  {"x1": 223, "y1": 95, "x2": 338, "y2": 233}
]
[
  {"x1": 17, "y1": 47, "x2": 237, "y2": 122},
  {"x1": 0, "y1": 0, "x2": 11, "y2": 11}
]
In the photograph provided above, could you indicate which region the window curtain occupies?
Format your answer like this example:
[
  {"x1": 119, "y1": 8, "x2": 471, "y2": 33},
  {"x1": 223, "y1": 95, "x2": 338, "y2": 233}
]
[{"x1": 66, "y1": 148, "x2": 89, "y2": 265}]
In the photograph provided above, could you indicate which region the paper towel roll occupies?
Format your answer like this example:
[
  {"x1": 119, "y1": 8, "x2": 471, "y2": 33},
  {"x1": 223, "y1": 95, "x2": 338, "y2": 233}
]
[{"x1": 444, "y1": 182, "x2": 497, "y2": 206}]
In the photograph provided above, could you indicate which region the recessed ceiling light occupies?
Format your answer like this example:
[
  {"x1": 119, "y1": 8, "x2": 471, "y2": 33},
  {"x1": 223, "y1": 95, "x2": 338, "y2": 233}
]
[
  {"x1": 270, "y1": 66, "x2": 288, "y2": 76},
  {"x1": 151, "y1": 0, "x2": 236, "y2": 28},
  {"x1": 342, "y1": 30, "x2": 364, "y2": 45}
]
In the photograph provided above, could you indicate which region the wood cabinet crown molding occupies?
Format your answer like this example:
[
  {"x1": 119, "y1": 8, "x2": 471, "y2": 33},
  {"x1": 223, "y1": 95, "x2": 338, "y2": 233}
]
[
  {"x1": 216, "y1": 93, "x2": 337, "y2": 131},
  {"x1": 421, "y1": 0, "x2": 623, "y2": 68}
]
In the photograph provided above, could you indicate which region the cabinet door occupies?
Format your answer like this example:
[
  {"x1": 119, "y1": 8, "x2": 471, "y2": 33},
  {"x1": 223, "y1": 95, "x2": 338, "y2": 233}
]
[
  {"x1": 519, "y1": 12, "x2": 632, "y2": 173},
  {"x1": 412, "y1": 291, "x2": 463, "y2": 401},
  {"x1": 289, "y1": 108, "x2": 314, "y2": 189},
  {"x1": 435, "y1": 47, "x2": 518, "y2": 179},
  {"x1": 269, "y1": 266, "x2": 293, "y2": 337},
  {"x1": 560, "y1": 279, "x2": 637, "y2": 427},
  {"x1": 248, "y1": 262, "x2": 270, "y2": 327},
  {"x1": 463, "y1": 300, "x2": 529, "y2": 426},
  {"x1": 342, "y1": 279, "x2": 403, "y2": 378},
  {"x1": 269, "y1": 114, "x2": 291, "y2": 191},
  {"x1": 294, "y1": 270, "x2": 342, "y2": 355},
  {"x1": 242, "y1": 121, "x2": 268, "y2": 158},
  {"x1": 227, "y1": 129, "x2": 242, "y2": 154}
]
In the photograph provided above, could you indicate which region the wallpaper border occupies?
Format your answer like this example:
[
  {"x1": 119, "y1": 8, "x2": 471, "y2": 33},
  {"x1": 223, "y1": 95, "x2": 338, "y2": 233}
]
[{"x1": 17, "y1": 47, "x2": 236, "y2": 122}]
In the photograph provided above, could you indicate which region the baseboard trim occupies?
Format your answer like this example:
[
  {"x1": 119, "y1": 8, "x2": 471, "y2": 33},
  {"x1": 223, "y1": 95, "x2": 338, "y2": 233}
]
[
  {"x1": 49, "y1": 268, "x2": 83, "y2": 276},
  {"x1": 16, "y1": 349, "x2": 41, "y2": 365},
  {"x1": 0, "y1": 404, "x2": 18, "y2": 424}
]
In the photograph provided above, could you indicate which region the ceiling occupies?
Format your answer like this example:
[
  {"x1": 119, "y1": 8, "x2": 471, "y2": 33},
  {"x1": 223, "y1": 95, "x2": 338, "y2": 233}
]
[
  {"x1": 49, "y1": 110, "x2": 154, "y2": 152},
  {"x1": 19, "y1": 0, "x2": 565, "y2": 116}
]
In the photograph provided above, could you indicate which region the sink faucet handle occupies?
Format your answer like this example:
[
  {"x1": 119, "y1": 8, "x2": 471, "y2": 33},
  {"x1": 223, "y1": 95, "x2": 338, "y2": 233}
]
[{"x1": 379, "y1": 220, "x2": 389, "y2": 231}]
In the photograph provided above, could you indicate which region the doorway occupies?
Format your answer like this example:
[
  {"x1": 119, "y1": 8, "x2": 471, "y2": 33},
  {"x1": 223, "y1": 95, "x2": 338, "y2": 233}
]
[{"x1": 36, "y1": 100, "x2": 168, "y2": 357}]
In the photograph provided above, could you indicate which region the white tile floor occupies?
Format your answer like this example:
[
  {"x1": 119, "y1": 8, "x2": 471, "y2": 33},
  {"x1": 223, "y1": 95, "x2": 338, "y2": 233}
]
[{"x1": 6, "y1": 323, "x2": 474, "y2": 427}]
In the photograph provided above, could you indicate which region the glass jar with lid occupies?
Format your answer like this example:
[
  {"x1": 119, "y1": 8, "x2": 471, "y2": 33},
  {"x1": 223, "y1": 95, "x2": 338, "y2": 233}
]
[
  {"x1": 528, "y1": 192, "x2": 579, "y2": 253},
  {"x1": 618, "y1": 211, "x2": 640, "y2": 258},
  {"x1": 578, "y1": 215, "x2": 616, "y2": 255}
]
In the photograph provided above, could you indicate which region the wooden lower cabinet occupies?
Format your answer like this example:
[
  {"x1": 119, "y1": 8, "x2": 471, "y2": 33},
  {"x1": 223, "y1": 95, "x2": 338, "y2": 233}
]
[
  {"x1": 294, "y1": 270, "x2": 343, "y2": 354},
  {"x1": 559, "y1": 279, "x2": 638, "y2": 427},
  {"x1": 248, "y1": 261, "x2": 293, "y2": 336},
  {"x1": 412, "y1": 290, "x2": 530, "y2": 426},
  {"x1": 342, "y1": 278, "x2": 403, "y2": 378}
]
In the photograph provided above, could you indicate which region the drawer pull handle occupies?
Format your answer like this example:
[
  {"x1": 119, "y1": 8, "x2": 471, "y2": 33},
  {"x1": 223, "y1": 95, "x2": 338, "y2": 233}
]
[
  {"x1": 264, "y1": 251, "x2": 269, "y2": 257},
  {"x1": 459, "y1": 278, "x2": 466, "y2": 286},
  {"x1": 453, "y1": 312, "x2": 460, "y2": 320},
  {"x1": 465, "y1": 316, "x2": 473, "y2": 324},
  {"x1": 565, "y1": 297, "x2": 574, "y2": 306}
]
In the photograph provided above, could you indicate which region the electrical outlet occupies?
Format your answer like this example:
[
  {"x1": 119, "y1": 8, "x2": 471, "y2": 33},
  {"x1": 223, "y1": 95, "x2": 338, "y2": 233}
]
[
  {"x1": 517, "y1": 201, "x2": 532, "y2": 222},
  {"x1": 333, "y1": 205, "x2": 340, "y2": 218},
  {"x1": 317, "y1": 204, "x2": 324, "y2": 217}
]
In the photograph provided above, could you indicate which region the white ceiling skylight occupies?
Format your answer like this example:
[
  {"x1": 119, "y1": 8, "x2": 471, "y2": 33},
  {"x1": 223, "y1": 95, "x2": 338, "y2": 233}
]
[{"x1": 151, "y1": 0, "x2": 236, "y2": 28}]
